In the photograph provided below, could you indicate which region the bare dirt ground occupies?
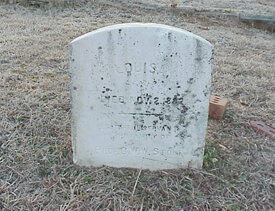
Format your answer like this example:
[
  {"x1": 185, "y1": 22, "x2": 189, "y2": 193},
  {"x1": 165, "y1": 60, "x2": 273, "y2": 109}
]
[{"x1": 0, "y1": 0, "x2": 274, "y2": 210}]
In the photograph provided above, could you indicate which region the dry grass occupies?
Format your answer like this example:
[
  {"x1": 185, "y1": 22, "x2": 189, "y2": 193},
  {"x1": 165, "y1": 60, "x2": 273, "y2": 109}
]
[
  {"x1": 0, "y1": 0, "x2": 82, "y2": 8},
  {"x1": 138, "y1": 0, "x2": 275, "y2": 15},
  {"x1": 0, "y1": 0, "x2": 274, "y2": 210}
]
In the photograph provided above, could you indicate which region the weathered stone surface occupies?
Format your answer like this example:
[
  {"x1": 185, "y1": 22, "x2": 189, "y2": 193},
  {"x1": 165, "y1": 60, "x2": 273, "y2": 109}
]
[{"x1": 70, "y1": 23, "x2": 214, "y2": 170}]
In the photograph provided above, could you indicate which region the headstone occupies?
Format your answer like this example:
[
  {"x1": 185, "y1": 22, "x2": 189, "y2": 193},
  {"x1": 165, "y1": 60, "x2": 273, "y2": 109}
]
[{"x1": 70, "y1": 23, "x2": 214, "y2": 170}]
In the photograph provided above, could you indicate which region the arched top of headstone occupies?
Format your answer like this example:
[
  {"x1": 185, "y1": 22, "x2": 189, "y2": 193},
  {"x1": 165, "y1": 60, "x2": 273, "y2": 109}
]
[{"x1": 71, "y1": 23, "x2": 213, "y2": 50}]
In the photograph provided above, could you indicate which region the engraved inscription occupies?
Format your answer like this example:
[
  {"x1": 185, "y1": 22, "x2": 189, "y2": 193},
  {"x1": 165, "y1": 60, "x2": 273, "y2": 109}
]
[
  {"x1": 100, "y1": 95, "x2": 126, "y2": 104},
  {"x1": 95, "y1": 146, "x2": 148, "y2": 155},
  {"x1": 114, "y1": 132, "x2": 171, "y2": 140},
  {"x1": 109, "y1": 62, "x2": 167, "y2": 74},
  {"x1": 100, "y1": 94, "x2": 188, "y2": 109},
  {"x1": 94, "y1": 146, "x2": 184, "y2": 156}
]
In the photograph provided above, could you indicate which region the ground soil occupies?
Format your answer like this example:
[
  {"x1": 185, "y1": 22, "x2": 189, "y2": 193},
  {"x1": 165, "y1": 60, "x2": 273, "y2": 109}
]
[{"x1": 0, "y1": 0, "x2": 274, "y2": 210}]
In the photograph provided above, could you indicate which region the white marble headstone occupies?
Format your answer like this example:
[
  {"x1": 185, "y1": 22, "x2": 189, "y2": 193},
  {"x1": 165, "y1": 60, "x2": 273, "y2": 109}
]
[{"x1": 70, "y1": 23, "x2": 214, "y2": 170}]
